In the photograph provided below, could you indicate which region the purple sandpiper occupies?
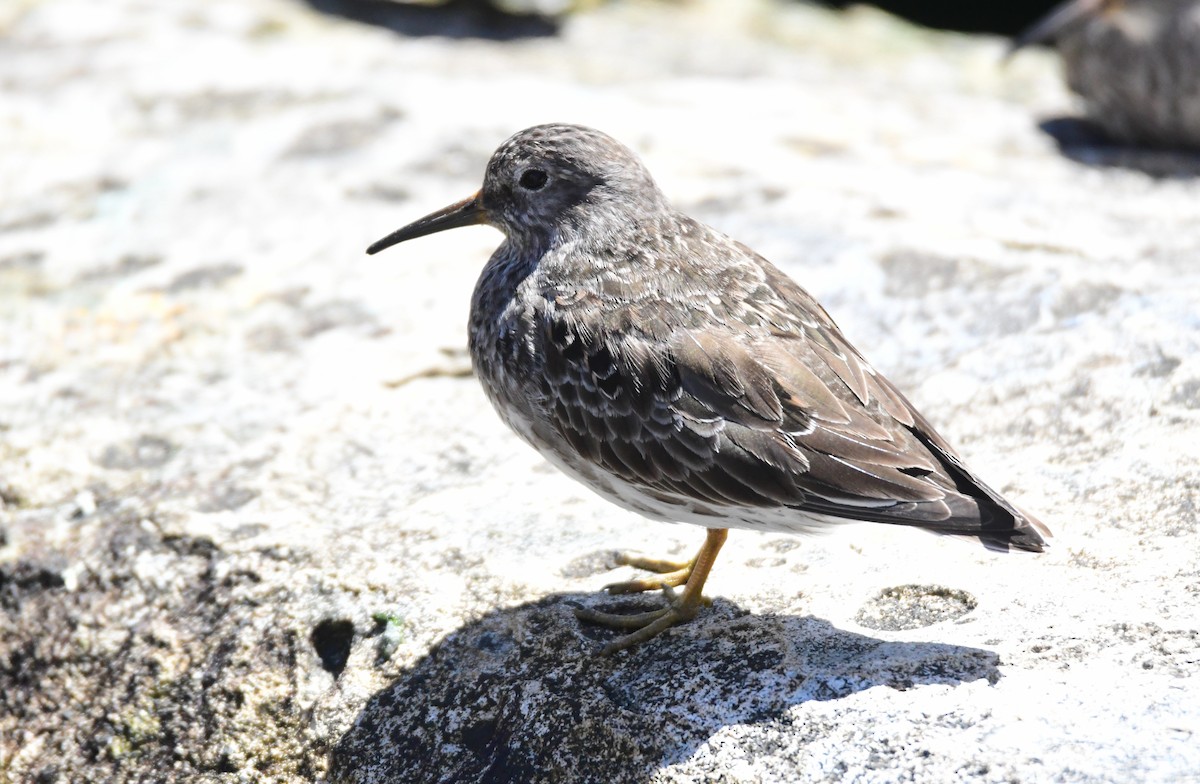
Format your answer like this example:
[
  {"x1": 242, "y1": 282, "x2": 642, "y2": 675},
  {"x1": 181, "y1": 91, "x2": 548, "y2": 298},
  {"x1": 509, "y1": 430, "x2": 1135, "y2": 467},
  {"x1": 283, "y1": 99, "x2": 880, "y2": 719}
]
[
  {"x1": 368, "y1": 124, "x2": 1051, "y2": 654},
  {"x1": 1010, "y1": 0, "x2": 1200, "y2": 149}
]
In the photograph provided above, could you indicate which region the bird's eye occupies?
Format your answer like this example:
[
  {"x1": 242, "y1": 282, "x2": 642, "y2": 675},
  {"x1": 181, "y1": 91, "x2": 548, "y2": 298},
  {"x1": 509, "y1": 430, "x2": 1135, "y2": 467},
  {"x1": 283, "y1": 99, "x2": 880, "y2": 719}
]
[{"x1": 519, "y1": 169, "x2": 548, "y2": 191}]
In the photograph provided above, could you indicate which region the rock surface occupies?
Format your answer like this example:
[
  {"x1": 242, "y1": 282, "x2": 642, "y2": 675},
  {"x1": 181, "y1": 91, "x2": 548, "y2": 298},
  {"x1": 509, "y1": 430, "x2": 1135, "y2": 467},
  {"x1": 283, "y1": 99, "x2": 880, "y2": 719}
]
[{"x1": 2, "y1": 0, "x2": 1199, "y2": 782}]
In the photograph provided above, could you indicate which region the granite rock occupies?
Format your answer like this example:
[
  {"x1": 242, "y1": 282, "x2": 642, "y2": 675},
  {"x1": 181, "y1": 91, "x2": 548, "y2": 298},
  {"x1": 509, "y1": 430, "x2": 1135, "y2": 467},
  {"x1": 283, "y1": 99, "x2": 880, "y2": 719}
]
[{"x1": 2, "y1": 1, "x2": 1198, "y2": 782}]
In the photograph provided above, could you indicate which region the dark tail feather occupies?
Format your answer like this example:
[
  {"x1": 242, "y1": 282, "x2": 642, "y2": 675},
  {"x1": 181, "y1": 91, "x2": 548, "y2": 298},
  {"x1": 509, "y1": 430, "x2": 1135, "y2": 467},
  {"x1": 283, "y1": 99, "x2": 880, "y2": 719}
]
[
  {"x1": 978, "y1": 503, "x2": 1052, "y2": 553},
  {"x1": 914, "y1": 431, "x2": 1052, "y2": 553}
]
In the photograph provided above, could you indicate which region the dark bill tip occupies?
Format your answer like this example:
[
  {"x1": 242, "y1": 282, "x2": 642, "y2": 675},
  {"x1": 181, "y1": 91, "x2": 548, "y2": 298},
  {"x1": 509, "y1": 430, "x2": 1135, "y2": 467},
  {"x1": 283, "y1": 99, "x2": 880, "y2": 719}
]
[
  {"x1": 1007, "y1": 0, "x2": 1102, "y2": 59},
  {"x1": 366, "y1": 191, "x2": 487, "y2": 255}
]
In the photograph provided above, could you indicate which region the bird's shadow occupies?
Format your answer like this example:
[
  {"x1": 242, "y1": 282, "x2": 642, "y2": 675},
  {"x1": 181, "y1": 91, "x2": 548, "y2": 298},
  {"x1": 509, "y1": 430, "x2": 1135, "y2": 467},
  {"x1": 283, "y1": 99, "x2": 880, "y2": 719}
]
[
  {"x1": 328, "y1": 593, "x2": 1001, "y2": 783},
  {"x1": 1039, "y1": 117, "x2": 1200, "y2": 178},
  {"x1": 303, "y1": 0, "x2": 558, "y2": 41}
]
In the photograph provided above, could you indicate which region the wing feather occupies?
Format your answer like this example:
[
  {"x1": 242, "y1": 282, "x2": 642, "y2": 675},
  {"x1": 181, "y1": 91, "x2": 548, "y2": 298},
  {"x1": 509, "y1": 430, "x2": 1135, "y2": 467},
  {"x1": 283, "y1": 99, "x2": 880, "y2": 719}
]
[{"x1": 522, "y1": 218, "x2": 1048, "y2": 552}]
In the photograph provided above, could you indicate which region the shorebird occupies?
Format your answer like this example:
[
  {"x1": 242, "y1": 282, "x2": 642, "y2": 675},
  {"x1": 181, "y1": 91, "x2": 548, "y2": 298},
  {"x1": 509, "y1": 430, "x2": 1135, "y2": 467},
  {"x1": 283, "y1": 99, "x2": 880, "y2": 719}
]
[
  {"x1": 368, "y1": 124, "x2": 1050, "y2": 654},
  {"x1": 1010, "y1": 0, "x2": 1200, "y2": 148}
]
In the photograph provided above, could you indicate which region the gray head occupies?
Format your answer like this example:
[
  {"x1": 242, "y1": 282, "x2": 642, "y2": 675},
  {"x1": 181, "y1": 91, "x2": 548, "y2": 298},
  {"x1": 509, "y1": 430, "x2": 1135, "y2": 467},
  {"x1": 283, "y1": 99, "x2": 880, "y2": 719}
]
[{"x1": 367, "y1": 124, "x2": 668, "y2": 255}]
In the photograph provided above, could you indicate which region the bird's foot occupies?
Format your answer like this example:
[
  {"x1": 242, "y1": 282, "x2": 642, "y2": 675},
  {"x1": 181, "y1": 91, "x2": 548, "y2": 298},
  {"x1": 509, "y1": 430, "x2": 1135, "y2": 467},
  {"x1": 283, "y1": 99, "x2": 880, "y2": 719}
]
[
  {"x1": 574, "y1": 585, "x2": 705, "y2": 655},
  {"x1": 602, "y1": 552, "x2": 695, "y2": 594},
  {"x1": 575, "y1": 528, "x2": 728, "y2": 655}
]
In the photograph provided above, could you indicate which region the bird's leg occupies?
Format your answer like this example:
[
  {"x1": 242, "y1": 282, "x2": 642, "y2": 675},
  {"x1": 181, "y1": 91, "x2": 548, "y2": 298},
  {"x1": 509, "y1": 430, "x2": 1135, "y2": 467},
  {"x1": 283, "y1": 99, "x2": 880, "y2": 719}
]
[{"x1": 575, "y1": 528, "x2": 728, "y2": 654}]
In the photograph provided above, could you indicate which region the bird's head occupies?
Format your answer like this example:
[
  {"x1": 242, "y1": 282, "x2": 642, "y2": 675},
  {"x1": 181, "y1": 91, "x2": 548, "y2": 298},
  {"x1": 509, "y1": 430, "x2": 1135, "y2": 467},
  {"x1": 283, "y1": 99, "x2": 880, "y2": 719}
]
[{"x1": 367, "y1": 123, "x2": 666, "y2": 255}]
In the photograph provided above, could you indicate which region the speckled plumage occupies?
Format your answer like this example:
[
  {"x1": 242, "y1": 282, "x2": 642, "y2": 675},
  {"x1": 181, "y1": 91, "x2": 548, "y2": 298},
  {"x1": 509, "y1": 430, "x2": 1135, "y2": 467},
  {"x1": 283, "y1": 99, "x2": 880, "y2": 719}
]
[
  {"x1": 368, "y1": 124, "x2": 1050, "y2": 651},
  {"x1": 1012, "y1": 0, "x2": 1200, "y2": 149}
]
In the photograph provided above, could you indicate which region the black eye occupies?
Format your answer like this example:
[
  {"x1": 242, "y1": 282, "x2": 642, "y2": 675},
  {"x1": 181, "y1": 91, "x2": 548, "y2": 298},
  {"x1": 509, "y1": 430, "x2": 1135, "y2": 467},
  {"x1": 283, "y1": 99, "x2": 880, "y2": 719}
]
[{"x1": 519, "y1": 169, "x2": 548, "y2": 191}]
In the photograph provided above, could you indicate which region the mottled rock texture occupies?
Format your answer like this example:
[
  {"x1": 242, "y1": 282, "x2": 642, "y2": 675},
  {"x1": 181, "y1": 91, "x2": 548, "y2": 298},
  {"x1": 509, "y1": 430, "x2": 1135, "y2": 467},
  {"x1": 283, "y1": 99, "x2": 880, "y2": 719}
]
[{"x1": 2, "y1": 1, "x2": 1198, "y2": 782}]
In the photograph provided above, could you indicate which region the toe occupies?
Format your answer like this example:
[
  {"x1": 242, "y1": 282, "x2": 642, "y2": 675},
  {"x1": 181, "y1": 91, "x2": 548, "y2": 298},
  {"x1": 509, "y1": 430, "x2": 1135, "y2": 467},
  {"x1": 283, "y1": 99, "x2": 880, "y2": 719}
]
[
  {"x1": 603, "y1": 566, "x2": 691, "y2": 595},
  {"x1": 573, "y1": 605, "x2": 669, "y2": 630},
  {"x1": 615, "y1": 552, "x2": 694, "y2": 574}
]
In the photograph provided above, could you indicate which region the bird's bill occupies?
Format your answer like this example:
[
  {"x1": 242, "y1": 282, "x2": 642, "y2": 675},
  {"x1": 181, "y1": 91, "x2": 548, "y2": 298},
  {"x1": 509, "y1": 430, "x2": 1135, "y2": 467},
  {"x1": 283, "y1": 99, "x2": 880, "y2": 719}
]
[
  {"x1": 366, "y1": 191, "x2": 488, "y2": 255},
  {"x1": 1007, "y1": 0, "x2": 1104, "y2": 56}
]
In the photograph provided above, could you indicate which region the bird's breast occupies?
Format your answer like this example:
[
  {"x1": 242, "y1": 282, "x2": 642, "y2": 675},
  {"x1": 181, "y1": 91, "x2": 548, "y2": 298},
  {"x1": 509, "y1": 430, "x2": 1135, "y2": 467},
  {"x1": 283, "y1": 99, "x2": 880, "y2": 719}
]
[{"x1": 468, "y1": 254, "x2": 553, "y2": 439}]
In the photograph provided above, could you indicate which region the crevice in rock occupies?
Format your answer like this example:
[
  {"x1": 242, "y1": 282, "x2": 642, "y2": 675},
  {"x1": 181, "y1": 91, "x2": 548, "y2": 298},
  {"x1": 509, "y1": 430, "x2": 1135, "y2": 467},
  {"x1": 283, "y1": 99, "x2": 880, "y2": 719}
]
[{"x1": 311, "y1": 619, "x2": 356, "y2": 677}]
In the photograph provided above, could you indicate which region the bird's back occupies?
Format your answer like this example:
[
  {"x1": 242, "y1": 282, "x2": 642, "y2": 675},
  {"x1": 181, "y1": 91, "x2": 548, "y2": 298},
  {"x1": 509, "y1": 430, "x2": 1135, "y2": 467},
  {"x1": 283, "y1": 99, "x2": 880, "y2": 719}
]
[{"x1": 474, "y1": 212, "x2": 1050, "y2": 553}]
